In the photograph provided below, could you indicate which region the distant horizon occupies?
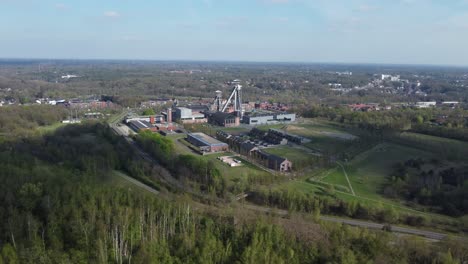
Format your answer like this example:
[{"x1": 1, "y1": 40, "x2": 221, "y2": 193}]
[{"x1": 1, "y1": 57, "x2": 468, "y2": 69}]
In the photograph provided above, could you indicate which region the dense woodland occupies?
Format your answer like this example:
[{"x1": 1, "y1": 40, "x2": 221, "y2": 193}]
[
  {"x1": 0, "y1": 105, "x2": 67, "y2": 139},
  {"x1": 385, "y1": 159, "x2": 468, "y2": 216}
]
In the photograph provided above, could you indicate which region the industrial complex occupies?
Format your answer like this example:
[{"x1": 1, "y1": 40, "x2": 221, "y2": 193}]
[
  {"x1": 125, "y1": 79, "x2": 296, "y2": 132},
  {"x1": 121, "y1": 80, "x2": 298, "y2": 172}
]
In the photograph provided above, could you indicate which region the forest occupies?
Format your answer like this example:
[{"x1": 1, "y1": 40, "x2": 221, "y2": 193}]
[
  {"x1": 0, "y1": 105, "x2": 67, "y2": 139},
  {"x1": 384, "y1": 158, "x2": 468, "y2": 216},
  {"x1": 134, "y1": 131, "x2": 227, "y2": 196},
  {"x1": 298, "y1": 105, "x2": 468, "y2": 141}
]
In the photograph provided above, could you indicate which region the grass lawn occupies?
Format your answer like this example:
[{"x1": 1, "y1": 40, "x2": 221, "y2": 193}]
[
  {"x1": 286, "y1": 118, "x2": 354, "y2": 136},
  {"x1": 289, "y1": 178, "x2": 455, "y2": 224},
  {"x1": 344, "y1": 143, "x2": 434, "y2": 199},
  {"x1": 396, "y1": 132, "x2": 468, "y2": 161},
  {"x1": 36, "y1": 122, "x2": 67, "y2": 134},
  {"x1": 320, "y1": 167, "x2": 350, "y2": 192},
  {"x1": 203, "y1": 153, "x2": 270, "y2": 180},
  {"x1": 255, "y1": 124, "x2": 286, "y2": 131},
  {"x1": 300, "y1": 142, "x2": 457, "y2": 218},
  {"x1": 303, "y1": 136, "x2": 355, "y2": 154},
  {"x1": 183, "y1": 123, "x2": 252, "y2": 137},
  {"x1": 263, "y1": 146, "x2": 316, "y2": 170},
  {"x1": 167, "y1": 135, "x2": 272, "y2": 187},
  {"x1": 108, "y1": 171, "x2": 159, "y2": 195},
  {"x1": 282, "y1": 119, "x2": 362, "y2": 155}
]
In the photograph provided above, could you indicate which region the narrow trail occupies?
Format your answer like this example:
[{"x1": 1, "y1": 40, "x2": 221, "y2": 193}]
[{"x1": 336, "y1": 161, "x2": 355, "y2": 196}]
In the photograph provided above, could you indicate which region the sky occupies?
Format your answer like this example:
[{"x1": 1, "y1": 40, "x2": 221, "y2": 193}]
[{"x1": 1, "y1": 0, "x2": 468, "y2": 65}]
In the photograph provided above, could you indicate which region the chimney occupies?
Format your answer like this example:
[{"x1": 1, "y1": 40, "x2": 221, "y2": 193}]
[
  {"x1": 149, "y1": 116, "x2": 155, "y2": 124},
  {"x1": 167, "y1": 108, "x2": 172, "y2": 123}
]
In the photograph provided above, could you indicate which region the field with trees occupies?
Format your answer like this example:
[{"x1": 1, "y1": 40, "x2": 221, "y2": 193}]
[
  {"x1": 1, "y1": 106, "x2": 467, "y2": 263},
  {"x1": 1, "y1": 61, "x2": 468, "y2": 263}
]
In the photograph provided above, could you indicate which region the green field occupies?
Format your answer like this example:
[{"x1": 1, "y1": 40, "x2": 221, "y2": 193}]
[
  {"x1": 36, "y1": 122, "x2": 67, "y2": 134},
  {"x1": 263, "y1": 146, "x2": 317, "y2": 170},
  {"x1": 300, "y1": 142, "x2": 459, "y2": 218},
  {"x1": 167, "y1": 135, "x2": 271, "y2": 189},
  {"x1": 183, "y1": 123, "x2": 251, "y2": 137},
  {"x1": 322, "y1": 143, "x2": 434, "y2": 199},
  {"x1": 257, "y1": 119, "x2": 363, "y2": 156},
  {"x1": 393, "y1": 132, "x2": 468, "y2": 161}
]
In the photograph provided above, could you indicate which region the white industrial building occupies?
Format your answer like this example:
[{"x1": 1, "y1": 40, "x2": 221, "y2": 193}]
[
  {"x1": 416, "y1": 101, "x2": 437, "y2": 108},
  {"x1": 174, "y1": 107, "x2": 207, "y2": 124}
]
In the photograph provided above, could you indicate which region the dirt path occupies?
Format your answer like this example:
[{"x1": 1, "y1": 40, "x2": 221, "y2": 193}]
[{"x1": 336, "y1": 161, "x2": 355, "y2": 196}]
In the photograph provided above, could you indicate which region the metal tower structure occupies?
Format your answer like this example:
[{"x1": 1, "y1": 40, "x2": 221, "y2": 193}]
[
  {"x1": 221, "y1": 82, "x2": 243, "y2": 118},
  {"x1": 213, "y1": 90, "x2": 223, "y2": 111}
]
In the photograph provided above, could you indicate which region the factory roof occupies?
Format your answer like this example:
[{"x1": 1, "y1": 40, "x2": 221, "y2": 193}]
[
  {"x1": 186, "y1": 104, "x2": 210, "y2": 112},
  {"x1": 245, "y1": 110, "x2": 292, "y2": 118},
  {"x1": 188, "y1": 132, "x2": 228, "y2": 147},
  {"x1": 129, "y1": 120, "x2": 152, "y2": 130}
]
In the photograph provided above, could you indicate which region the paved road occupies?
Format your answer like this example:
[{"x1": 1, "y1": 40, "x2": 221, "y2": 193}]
[
  {"x1": 115, "y1": 165, "x2": 460, "y2": 241},
  {"x1": 241, "y1": 204, "x2": 457, "y2": 241},
  {"x1": 320, "y1": 216, "x2": 448, "y2": 240}
]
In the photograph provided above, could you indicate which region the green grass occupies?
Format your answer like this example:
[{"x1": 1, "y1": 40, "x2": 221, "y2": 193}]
[
  {"x1": 318, "y1": 143, "x2": 434, "y2": 200},
  {"x1": 203, "y1": 153, "x2": 270, "y2": 180},
  {"x1": 108, "y1": 171, "x2": 155, "y2": 194},
  {"x1": 183, "y1": 123, "x2": 245, "y2": 137},
  {"x1": 306, "y1": 142, "x2": 457, "y2": 218},
  {"x1": 304, "y1": 136, "x2": 355, "y2": 154},
  {"x1": 279, "y1": 119, "x2": 362, "y2": 155},
  {"x1": 344, "y1": 143, "x2": 433, "y2": 199},
  {"x1": 167, "y1": 134, "x2": 271, "y2": 187},
  {"x1": 36, "y1": 122, "x2": 67, "y2": 134},
  {"x1": 255, "y1": 124, "x2": 286, "y2": 131},
  {"x1": 285, "y1": 123, "x2": 354, "y2": 137},
  {"x1": 393, "y1": 132, "x2": 468, "y2": 161},
  {"x1": 263, "y1": 146, "x2": 316, "y2": 170},
  {"x1": 321, "y1": 167, "x2": 350, "y2": 191}
]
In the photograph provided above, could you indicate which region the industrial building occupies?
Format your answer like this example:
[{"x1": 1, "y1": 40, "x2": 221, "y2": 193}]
[
  {"x1": 125, "y1": 115, "x2": 165, "y2": 124},
  {"x1": 128, "y1": 120, "x2": 158, "y2": 132},
  {"x1": 174, "y1": 107, "x2": 207, "y2": 124},
  {"x1": 253, "y1": 151, "x2": 292, "y2": 172},
  {"x1": 186, "y1": 133, "x2": 228, "y2": 153},
  {"x1": 242, "y1": 111, "x2": 296, "y2": 125},
  {"x1": 126, "y1": 108, "x2": 177, "y2": 133},
  {"x1": 208, "y1": 112, "x2": 240, "y2": 127},
  {"x1": 216, "y1": 130, "x2": 292, "y2": 172}
]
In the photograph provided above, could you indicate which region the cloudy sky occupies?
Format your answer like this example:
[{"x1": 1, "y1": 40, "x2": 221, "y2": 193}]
[{"x1": 1, "y1": 0, "x2": 468, "y2": 65}]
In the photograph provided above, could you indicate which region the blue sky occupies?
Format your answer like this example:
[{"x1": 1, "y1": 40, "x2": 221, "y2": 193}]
[{"x1": 1, "y1": 0, "x2": 468, "y2": 65}]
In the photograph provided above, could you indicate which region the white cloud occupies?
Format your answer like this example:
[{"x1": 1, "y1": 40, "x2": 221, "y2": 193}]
[{"x1": 104, "y1": 11, "x2": 120, "y2": 18}]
